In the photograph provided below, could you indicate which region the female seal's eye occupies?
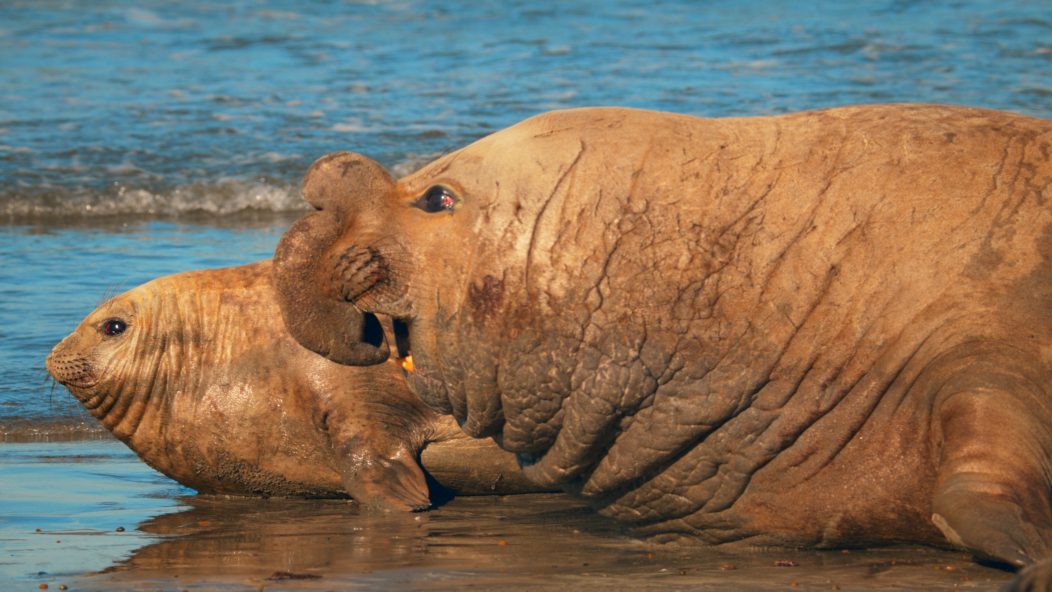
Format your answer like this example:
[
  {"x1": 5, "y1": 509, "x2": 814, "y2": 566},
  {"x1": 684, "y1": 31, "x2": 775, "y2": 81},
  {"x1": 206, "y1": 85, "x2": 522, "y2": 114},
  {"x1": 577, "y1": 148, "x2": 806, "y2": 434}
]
[
  {"x1": 102, "y1": 319, "x2": 127, "y2": 336},
  {"x1": 416, "y1": 186, "x2": 456, "y2": 213}
]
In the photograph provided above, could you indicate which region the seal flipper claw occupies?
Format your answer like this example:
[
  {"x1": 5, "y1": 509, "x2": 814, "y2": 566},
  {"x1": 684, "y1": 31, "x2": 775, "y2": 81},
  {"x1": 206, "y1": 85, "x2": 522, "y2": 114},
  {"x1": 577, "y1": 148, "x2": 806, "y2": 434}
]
[{"x1": 315, "y1": 356, "x2": 437, "y2": 512}]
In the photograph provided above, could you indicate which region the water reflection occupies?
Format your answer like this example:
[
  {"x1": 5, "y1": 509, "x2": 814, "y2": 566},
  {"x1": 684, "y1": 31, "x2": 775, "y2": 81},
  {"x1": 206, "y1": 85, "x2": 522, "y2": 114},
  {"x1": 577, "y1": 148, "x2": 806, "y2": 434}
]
[
  {"x1": 4, "y1": 441, "x2": 1014, "y2": 590},
  {"x1": 80, "y1": 494, "x2": 1011, "y2": 591}
]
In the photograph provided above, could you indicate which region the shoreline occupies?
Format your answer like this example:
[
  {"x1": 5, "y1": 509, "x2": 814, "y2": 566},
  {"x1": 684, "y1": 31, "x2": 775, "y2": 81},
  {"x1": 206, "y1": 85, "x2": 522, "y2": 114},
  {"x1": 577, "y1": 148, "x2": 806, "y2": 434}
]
[{"x1": 0, "y1": 418, "x2": 112, "y2": 444}]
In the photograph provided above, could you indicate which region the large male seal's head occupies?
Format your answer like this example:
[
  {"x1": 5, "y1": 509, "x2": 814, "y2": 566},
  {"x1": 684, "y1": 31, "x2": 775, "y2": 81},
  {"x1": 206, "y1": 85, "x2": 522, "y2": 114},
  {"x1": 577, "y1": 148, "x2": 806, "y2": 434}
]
[{"x1": 272, "y1": 108, "x2": 637, "y2": 433}]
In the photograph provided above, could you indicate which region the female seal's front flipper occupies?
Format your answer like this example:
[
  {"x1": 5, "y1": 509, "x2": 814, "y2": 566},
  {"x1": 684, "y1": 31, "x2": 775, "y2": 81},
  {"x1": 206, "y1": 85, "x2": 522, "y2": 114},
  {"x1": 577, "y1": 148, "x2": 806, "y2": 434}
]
[
  {"x1": 332, "y1": 434, "x2": 432, "y2": 512},
  {"x1": 930, "y1": 364, "x2": 1052, "y2": 590},
  {"x1": 317, "y1": 379, "x2": 434, "y2": 512}
]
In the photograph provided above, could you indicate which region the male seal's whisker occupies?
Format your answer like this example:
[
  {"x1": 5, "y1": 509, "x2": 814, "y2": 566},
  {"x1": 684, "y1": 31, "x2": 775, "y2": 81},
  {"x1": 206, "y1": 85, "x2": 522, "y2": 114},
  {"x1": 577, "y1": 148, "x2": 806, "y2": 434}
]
[{"x1": 45, "y1": 375, "x2": 57, "y2": 410}]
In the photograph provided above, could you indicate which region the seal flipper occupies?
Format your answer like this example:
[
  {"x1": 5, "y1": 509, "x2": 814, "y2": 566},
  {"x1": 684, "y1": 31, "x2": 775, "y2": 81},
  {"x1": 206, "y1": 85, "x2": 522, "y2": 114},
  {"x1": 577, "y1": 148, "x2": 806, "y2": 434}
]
[
  {"x1": 930, "y1": 362, "x2": 1052, "y2": 580},
  {"x1": 316, "y1": 372, "x2": 434, "y2": 512},
  {"x1": 332, "y1": 436, "x2": 432, "y2": 512}
]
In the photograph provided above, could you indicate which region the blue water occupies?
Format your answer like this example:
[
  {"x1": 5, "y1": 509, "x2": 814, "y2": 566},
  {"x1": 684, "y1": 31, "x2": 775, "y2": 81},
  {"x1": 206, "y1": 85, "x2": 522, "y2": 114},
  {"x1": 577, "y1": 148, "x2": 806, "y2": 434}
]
[
  {"x1": 1, "y1": 0, "x2": 1051, "y2": 428},
  {"x1": 0, "y1": 440, "x2": 189, "y2": 584}
]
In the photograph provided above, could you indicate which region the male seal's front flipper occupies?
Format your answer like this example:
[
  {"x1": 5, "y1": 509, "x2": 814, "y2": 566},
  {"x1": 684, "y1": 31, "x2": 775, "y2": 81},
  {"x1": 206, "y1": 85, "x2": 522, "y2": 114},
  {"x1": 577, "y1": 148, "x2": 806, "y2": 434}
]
[{"x1": 930, "y1": 358, "x2": 1052, "y2": 589}]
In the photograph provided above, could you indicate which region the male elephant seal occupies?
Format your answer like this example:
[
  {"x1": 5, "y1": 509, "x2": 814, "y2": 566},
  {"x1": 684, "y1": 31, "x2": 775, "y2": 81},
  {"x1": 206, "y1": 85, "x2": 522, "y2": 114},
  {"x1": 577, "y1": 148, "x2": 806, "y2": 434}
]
[
  {"x1": 45, "y1": 260, "x2": 547, "y2": 510},
  {"x1": 272, "y1": 104, "x2": 1052, "y2": 585}
]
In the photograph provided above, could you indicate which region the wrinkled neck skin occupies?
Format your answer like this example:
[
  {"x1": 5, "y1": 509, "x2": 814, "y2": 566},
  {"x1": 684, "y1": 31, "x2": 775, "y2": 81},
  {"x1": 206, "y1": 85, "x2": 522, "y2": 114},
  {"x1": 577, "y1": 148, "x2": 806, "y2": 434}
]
[
  {"x1": 74, "y1": 283, "x2": 206, "y2": 462},
  {"x1": 384, "y1": 106, "x2": 1052, "y2": 543}
]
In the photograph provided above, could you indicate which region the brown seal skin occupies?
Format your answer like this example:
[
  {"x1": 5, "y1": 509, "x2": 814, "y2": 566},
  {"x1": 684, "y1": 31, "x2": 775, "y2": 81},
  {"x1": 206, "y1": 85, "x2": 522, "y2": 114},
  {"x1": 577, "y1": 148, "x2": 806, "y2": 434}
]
[
  {"x1": 271, "y1": 104, "x2": 1052, "y2": 587},
  {"x1": 45, "y1": 260, "x2": 549, "y2": 511}
]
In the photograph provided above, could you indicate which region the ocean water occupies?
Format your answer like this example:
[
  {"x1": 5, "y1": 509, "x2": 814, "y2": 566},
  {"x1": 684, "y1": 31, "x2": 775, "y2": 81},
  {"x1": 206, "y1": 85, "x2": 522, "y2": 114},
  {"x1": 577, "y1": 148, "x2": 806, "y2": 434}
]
[
  {"x1": 3, "y1": 0, "x2": 1051, "y2": 429},
  {"x1": 0, "y1": 0, "x2": 1049, "y2": 587},
  {"x1": 3, "y1": 0, "x2": 1052, "y2": 220}
]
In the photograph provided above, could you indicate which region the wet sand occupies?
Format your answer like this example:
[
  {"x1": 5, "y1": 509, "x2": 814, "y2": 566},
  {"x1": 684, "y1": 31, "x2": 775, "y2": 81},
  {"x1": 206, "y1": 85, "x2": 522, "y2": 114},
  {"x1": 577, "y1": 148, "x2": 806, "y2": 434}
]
[{"x1": 2, "y1": 439, "x2": 1013, "y2": 591}]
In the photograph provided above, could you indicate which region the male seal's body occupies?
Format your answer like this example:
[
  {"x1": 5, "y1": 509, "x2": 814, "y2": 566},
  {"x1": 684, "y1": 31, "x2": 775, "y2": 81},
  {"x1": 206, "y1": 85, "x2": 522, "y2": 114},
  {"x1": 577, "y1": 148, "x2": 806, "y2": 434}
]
[
  {"x1": 271, "y1": 104, "x2": 1052, "y2": 586},
  {"x1": 46, "y1": 260, "x2": 546, "y2": 509}
]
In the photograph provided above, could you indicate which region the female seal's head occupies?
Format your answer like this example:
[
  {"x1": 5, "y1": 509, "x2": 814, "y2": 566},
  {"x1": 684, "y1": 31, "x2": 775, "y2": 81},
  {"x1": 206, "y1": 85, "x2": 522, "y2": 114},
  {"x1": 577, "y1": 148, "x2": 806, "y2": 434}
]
[{"x1": 45, "y1": 293, "x2": 139, "y2": 416}]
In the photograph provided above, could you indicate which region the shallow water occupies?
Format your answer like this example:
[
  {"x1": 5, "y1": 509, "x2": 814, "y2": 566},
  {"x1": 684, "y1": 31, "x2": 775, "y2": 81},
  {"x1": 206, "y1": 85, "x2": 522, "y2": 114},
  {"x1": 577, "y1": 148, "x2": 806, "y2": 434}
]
[
  {"x1": 2, "y1": 0, "x2": 1050, "y2": 588},
  {"x1": 3, "y1": 440, "x2": 1012, "y2": 591}
]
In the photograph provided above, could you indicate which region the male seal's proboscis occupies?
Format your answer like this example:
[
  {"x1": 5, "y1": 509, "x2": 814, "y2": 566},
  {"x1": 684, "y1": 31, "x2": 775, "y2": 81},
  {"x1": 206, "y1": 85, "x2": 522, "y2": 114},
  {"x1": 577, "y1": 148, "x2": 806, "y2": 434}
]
[
  {"x1": 46, "y1": 260, "x2": 548, "y2": 510},
  {"x1": 272, "y1": 104, "x2": 1052, "y2": 589}
]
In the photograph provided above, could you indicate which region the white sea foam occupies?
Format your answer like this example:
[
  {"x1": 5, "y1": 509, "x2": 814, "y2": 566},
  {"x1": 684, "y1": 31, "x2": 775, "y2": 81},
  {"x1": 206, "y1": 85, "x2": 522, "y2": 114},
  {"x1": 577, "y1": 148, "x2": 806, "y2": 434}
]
[
  {"x1": 1, "y1": 153, "x2": 445, "y2": 219},
  {"x1": 1, "y1": 179, "x2": 307, "y2": 218}
]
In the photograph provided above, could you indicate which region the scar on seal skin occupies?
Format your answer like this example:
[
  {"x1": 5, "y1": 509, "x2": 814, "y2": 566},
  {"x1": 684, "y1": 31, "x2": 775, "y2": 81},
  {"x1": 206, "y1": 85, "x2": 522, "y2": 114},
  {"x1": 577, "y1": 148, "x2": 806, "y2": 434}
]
[
  {"x1": 272, "y1": 104, "x2": 1052, "y2": 589},
  {"x1": 46, "y1": 260, "x2": 549, "y2": 511}
]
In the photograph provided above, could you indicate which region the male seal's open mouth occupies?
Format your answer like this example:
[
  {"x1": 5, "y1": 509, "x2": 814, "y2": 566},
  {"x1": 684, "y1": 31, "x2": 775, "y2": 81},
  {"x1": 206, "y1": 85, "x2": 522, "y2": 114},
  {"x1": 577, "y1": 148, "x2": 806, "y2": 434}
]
[
  {"x1": 392, "y1": 318, "x2": 413, "y2": 373},
  {"x1": 359, "y1": 312, "x2": 386, "y2": 350}
]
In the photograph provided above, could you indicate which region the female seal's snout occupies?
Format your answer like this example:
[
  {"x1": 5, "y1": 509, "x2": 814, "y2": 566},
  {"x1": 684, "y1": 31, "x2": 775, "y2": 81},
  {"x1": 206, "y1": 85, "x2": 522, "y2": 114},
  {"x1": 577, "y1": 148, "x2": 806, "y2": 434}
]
[{"x1": 45, "y1": 339, "x2": 96, "y2": 391}]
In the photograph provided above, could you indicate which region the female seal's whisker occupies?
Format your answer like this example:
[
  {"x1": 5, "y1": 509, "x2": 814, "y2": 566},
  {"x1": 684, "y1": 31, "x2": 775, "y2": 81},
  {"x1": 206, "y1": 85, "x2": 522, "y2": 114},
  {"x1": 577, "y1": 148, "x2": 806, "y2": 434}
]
[
  {"x1": 97, "y1": 283, "x2": 128, "y2": 308},
  {"x1": 47, "y1": 376, "x2": 57, "y2": 409}
]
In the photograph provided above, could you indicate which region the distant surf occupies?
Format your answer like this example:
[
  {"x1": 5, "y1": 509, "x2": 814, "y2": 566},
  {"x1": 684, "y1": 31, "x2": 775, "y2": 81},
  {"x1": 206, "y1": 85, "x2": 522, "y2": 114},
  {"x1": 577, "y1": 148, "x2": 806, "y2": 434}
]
[
  {"x1": 0, "y1": 417, "x2": 110, "y2": 443},
  {"x1": 0, "y1": 154, "x2": 438, "y2": 221},
  {"x1": 1, "y1": 179, "x2": 304, "y2": 219}
]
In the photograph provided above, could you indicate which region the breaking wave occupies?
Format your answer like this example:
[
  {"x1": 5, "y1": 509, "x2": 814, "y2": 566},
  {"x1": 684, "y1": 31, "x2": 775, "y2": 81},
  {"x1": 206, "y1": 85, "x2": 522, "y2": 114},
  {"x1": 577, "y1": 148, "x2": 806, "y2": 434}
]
[
  {"x1": 1, "y1": 179, "x2": 307, "y2": 220},
  {"x1": 1, "y1": 154, "x2": 440, "y2": 221},
  {"x1": 0, "y1": 417, "x2": 111, "y2": 443}
]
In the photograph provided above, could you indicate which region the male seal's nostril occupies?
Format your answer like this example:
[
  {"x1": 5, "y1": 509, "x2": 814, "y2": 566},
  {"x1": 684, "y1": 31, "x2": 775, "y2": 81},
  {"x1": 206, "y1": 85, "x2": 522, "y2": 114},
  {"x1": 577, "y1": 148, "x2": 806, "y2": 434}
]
[
  {"x1": 301, "y1": 151, "x2": 396, "y2": 214},
  {"x1": 334, "y1": 246, "x2": 389, "y2": 303}
]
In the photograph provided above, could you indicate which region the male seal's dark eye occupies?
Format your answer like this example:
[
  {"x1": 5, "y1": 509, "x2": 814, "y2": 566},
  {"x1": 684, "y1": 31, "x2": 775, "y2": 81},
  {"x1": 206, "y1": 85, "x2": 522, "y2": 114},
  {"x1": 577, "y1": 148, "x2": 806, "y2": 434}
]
[
  {"x1": 415, "y1": 186, "x2": 456, "y2": 213},
  {"x1": 102, "y1": 319, "x2": 127, "y2": 336}
]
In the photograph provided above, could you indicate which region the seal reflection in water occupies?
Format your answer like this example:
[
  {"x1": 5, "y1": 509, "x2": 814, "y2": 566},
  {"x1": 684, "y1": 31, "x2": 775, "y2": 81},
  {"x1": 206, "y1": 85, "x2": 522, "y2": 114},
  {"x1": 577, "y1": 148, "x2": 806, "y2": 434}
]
[{"x1": 46, "y1": 260, "x2": 547, "y2": 510}]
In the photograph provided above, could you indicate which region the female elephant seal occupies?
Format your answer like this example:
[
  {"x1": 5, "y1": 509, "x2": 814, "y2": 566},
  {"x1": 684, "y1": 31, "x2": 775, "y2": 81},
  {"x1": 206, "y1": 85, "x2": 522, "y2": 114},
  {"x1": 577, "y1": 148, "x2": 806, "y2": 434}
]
[
  {"x1": 45, "y1": 260, "x2": 547, "y2": 510},
  {"x1": 272, "y1": 103, "x2": 1052, "y2": 586}
]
